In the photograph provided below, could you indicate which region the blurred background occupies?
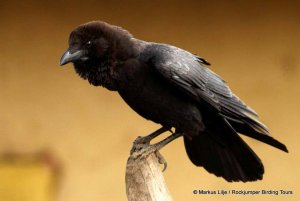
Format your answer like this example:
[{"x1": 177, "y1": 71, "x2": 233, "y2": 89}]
[{"x1": 0, "y1": 0, "x2": 299, "y2": 200}]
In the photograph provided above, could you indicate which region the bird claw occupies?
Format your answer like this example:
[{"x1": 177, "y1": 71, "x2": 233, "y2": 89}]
[
  {"x1": 130, "y1": 137, "x2": 168, "y2": 172},
  {"x1": 130, "y1": 129, "x2": 182, "y2": 171},
  {"x1": 155, "y1": 150, "x2": 168, "y2": 172}
]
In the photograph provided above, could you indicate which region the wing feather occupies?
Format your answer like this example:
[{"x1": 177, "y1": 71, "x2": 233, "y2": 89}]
[
  {"x1": 152, "y1": 45, "x2": 257, "y2": 116},
  {"x1": 142, "y1": 43, "x2": 287, "y2": 152},
  {"x1": 148, "y1": 44, "x2": 267, "y2": 133}
]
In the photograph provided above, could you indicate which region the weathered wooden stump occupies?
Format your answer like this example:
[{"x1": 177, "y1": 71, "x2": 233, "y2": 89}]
[{"x1": 125, "y1": 136, "x2": 173, "y2": 201}]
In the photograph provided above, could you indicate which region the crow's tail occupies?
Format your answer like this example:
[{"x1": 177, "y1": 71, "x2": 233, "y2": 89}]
[
  {"x1": 184, "y1": 117, "x2": 264, "y2": 182},
  {"x1": 228, "y1": 117, "x2": 288, "y2": 153}
]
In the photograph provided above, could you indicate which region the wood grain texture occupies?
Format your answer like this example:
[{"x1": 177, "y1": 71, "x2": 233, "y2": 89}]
[{"x1": 126, "y1": 137, "x2": 173, "y2": 201}]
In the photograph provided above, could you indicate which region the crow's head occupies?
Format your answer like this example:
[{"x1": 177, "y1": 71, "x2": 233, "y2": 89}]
[{"x1": 60, "y1": 21, "x2": 136, "y2": 87}]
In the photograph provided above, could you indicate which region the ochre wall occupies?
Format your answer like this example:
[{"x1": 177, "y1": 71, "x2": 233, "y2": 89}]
[{"x1": 0, "y1": 1, "x2": 299, "y2": 201}]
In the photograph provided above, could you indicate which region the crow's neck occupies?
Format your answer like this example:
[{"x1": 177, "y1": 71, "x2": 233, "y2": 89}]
[{"x1": 74, "y1": 55, "x2": 118, "y2": 91}]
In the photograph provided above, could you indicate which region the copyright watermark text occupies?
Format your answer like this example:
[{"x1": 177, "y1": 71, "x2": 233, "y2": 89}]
[{"x1": 192, "y1": 189, "x2": 293, "y2": 196}]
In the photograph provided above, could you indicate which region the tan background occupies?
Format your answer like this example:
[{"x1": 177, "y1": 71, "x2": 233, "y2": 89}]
[{"x1": 0, "y1": 0, "x2": 299, "y2": 200}]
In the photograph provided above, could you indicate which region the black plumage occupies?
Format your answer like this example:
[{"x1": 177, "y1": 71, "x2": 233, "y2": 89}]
[{"x1": 60, "y1": 21, "x2": 288, "y2": 182}]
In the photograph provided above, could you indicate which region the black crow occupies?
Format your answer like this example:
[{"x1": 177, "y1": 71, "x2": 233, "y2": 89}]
[{"x1": 60, "y1": 21, "x2": 288, "y2": 182}]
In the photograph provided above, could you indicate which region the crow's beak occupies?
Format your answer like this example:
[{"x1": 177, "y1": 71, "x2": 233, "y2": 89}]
[{"x1": 60, "y1": 49, "x2": 85, "y2": 66}]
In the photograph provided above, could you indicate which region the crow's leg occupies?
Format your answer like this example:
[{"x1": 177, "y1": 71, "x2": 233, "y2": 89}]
[
  {"x1": 152, "y1": 132, "x2": 183, "y2": 171},
  {"x1": 151, "y1": 132, "x2": 183, "y2": 150},
  {"x1": 130, "y1": 131, "x2": 183, "y2": 171},
  {"x1": 135, "y1": 126, "x2": 172, "y2": 146},
  {"x1": 130, "y1": 126, "x2": 171, "y2": 156}
]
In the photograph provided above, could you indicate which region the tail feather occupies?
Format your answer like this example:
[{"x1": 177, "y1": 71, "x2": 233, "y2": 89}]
[
  {"x1": 229, "y1": 119, "x2": 288, "y2": 153},
  {"x1": 184, "y1": 117, "x2": 264, "y2": 182}
]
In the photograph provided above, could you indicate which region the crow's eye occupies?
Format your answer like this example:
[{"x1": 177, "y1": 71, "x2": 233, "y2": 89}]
[{"x1": 86, "y1": 41, "x2": 92, "y2": 47}]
